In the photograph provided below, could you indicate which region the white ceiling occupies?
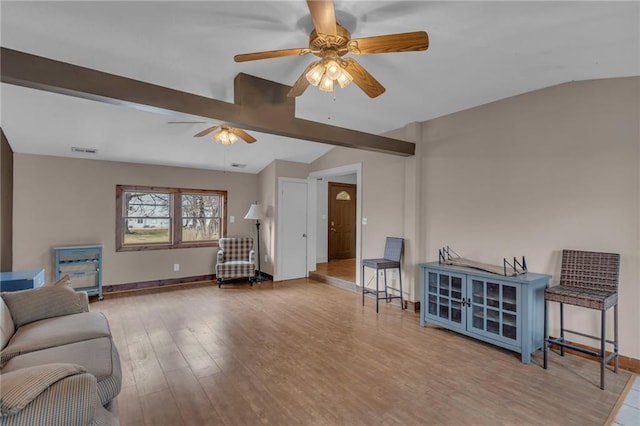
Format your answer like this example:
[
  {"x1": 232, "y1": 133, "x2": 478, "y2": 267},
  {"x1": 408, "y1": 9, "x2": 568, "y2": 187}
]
[{"x1": 1, "y1": 1, "x2": 638, "y2": 173}]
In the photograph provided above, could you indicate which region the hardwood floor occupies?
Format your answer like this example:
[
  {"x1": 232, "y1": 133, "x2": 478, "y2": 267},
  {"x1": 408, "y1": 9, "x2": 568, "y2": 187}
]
[
  {"x1": 315, "y1": 258, "x2": 356, "y2": 283},
  {"x1": 95, "y1": 279, "x2": 631, "y2": 425}
]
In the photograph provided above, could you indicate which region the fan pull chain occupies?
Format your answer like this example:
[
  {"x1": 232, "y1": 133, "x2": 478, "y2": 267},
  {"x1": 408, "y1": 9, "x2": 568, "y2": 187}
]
[{"x1": 327, "y1": 92, "x2": 337, "y2": 121}]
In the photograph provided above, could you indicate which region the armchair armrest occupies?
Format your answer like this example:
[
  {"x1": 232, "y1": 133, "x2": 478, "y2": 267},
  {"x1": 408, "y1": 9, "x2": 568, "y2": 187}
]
[
  {"x1": 249, "y1": 249, "x2": 256, "y2": 265},
  {"x1": 216, "y1": 249, "x2": 224, "y2": 265}
]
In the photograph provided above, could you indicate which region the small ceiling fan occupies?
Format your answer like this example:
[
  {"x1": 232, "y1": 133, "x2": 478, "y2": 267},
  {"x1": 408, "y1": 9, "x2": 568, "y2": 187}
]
[
  {"x1": 194, "y1": 125, "x2": 256, "y2": 145},
  {"x1": 234, "y1": 0, "x2": 429, "y2": 98}
]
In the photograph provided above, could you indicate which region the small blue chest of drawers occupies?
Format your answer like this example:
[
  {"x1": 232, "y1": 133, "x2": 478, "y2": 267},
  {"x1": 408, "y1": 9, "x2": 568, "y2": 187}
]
[{"x1": 0, "y1": 269, "x2": 46, "y2": 292}]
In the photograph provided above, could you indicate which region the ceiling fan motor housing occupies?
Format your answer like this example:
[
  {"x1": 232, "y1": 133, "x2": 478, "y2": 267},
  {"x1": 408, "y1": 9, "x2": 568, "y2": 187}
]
[{"x1": 310, "y1": 23, "x2": 351, "y2": 57}]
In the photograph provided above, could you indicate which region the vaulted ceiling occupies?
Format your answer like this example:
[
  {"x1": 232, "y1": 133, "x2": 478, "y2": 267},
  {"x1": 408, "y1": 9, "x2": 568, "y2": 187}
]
[{"x1": 1, "y1": 1, "x2": 638, "y2": 173}]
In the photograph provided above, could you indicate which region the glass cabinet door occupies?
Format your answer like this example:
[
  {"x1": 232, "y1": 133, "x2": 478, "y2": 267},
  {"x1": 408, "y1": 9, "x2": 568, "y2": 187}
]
[
  {"x1": 426, "y1": 271, "x2": 465, "y2": 330},
  {"x1": 467, "y1": 278, "x2": 521, "y2": 346}
]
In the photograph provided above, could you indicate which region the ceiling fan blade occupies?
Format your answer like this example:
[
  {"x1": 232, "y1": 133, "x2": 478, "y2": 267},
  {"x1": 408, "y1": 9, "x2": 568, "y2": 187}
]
[
  {"x1": 342, "y1": 58, "x2": 385, "y2": 98},
  {"x1": 306, "y1": 0, "x2": 337, "y2": 36},
  {"x1": 234, "y1": 47, "x2": 311, "y2": 63},
  {"x1": 287, "y1": 62, "x2": 316, "y2": 97},
  {"x1": 348, "y1": 31, "x2": 429, "y2": 55},
  {"x1": 194, "y1": 125, "x2": 221, "y2": 137},
  {"x1": 232, "y1": 128, "x2": 257, "y2": 144}
]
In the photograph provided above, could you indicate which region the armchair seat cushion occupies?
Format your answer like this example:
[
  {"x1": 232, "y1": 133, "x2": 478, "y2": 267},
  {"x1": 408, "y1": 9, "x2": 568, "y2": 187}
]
[{"x1": 1, "y1": 312, "x2": 111, "y2": 364}]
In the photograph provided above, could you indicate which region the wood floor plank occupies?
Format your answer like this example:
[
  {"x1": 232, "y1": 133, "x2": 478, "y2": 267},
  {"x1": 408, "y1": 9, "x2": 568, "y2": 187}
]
[
  {"x1": 96, "y1": 278, "x2": 631, "y2": 425},
  {"x1": 198, "y1": 372, "x2": 265, "y2": 425},
  {"x1": 164, "y1": 367, "x2": 223, "y2": 424},
  {"x1": 138, "y1": 388, "x2": 184, "y2": 426},
  {"x1": 117, "y1": 385, "x2": 144, "y2": 426}
]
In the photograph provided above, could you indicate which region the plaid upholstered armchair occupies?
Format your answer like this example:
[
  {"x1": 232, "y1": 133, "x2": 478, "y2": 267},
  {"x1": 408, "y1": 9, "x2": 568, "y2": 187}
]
[{"x1": 215, "y1": 237, "x2": 256, "y2": 288}]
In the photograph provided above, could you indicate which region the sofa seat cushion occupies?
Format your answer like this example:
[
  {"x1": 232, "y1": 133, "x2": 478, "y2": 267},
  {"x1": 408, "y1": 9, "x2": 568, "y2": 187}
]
[
  {"x1": 1, "y1": 312, "x2": 111, "y2": 364},
  {"x1": 3, "y1": 337, "x2": 122, "y2": 406}
]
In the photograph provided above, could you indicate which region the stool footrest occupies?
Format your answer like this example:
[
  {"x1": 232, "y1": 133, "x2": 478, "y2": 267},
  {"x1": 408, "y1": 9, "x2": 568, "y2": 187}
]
[{"x1": 547, "y1": 337, "x2": 619, "y2": 362}]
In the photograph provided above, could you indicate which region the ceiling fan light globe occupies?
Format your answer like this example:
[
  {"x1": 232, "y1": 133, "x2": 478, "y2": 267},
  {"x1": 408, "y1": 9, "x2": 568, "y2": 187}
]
[
  {"x1": 305, "y1": 62, "x2": 324, "y2": 86},
  {"x1": 214, "y1": 129, "x2": 230, "y2": 145},
  {"x1": 336, "y1": 69, "x2": 353, "y2": 88},
  {"x1": 228, "y1": 132, "x2": 239, "y2": 144},
  {"x1": 319, "y1": 74, "x2": 334, "y2": 92},
  {"x1": 325, "y1": 60, "x2": 341, "y2": 80}
]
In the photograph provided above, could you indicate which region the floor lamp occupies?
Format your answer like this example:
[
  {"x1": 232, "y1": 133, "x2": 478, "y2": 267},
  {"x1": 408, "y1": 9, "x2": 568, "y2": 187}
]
[{"x1": 244, "y1": 203, "x2": 266, "y2": 282}]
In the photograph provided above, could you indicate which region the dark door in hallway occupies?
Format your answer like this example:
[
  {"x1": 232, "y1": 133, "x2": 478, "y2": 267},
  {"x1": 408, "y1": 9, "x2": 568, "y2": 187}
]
[{"x1": 328, "y1": 182, "x2": 356, "y2": 260}]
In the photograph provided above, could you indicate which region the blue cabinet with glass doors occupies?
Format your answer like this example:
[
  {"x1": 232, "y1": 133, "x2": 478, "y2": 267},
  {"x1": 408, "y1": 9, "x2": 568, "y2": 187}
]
[
  {"x1": 420, "y1": 262, "x2": 550, "y2": 364},
  {"x1": 54, "y1": 245, "x2": 103, "y2": 300}
]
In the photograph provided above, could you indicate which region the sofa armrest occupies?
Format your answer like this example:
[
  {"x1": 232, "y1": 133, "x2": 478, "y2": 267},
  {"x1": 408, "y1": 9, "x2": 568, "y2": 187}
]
[
  {"x1": 76, "y1": 291, "x2": 90, "y2": 312},
  {"x1": 1, "y1": 363, "x2": 97, "y2": 424}
]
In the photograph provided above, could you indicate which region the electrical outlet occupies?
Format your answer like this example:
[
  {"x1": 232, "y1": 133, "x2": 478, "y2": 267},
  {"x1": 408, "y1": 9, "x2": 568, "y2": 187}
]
[
  {"x1": 264, "y1": 254, "x2": 268, "y2": 263},
  {"x1": 173, "y1": 263, "x2": 180, "y2": 272}
]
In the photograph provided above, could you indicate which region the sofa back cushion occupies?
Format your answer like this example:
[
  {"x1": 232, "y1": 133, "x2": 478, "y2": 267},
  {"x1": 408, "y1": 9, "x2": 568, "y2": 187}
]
[
  {"x1": 1, "y1": 284, "x2": 83, "y2": 329},
  {"x1": 1, "y1": 297, "x2": 15, "y2": 350}
]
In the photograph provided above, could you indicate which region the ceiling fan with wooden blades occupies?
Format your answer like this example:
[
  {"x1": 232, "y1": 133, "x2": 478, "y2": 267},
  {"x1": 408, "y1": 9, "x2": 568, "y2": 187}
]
[
  {"x1": 194, "y1": 125, "x2": 257, "y2": 145},
  {"x1": 234, "y1": 0, "x2": 429, "y2": 98}
]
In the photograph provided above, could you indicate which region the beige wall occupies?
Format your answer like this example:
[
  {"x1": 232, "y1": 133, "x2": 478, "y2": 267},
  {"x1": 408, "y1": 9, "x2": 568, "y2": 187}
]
[
  {"x1": 419, "y1": 77, "x2": 640, "y2": 358},
  {"x1": 257, "y1": 160, "x2": 276, "y2": 276},
  {"x1": 12, "y1": 154, "x2": 257, "y2": 285}
]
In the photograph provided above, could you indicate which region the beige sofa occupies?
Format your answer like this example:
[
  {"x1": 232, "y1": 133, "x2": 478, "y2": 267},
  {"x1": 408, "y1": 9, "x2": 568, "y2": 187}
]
[{"x1": 0, "y1": 279, "x2": 121, "y2": 425}]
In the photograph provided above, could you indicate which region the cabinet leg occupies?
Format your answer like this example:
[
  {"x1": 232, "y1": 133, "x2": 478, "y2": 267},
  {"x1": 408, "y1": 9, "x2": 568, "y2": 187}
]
[{"x1": 543, "y1": 299, "x2": 548, "y2": 369}]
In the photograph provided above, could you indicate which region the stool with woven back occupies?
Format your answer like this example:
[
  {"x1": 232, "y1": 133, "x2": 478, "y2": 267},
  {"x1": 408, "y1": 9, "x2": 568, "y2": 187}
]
[{"x1": 543, "y1": 249, "x2": 620, "y2": 390}]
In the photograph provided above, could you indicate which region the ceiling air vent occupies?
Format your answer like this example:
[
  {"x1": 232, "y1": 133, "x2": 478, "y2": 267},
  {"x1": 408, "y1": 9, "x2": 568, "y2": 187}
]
[
  {"x1": 230, "y1": 163, "x2": 246, "y2": 168},
  {"x1": 71, "y1": 146, "x2": 98, "y2": 154}
]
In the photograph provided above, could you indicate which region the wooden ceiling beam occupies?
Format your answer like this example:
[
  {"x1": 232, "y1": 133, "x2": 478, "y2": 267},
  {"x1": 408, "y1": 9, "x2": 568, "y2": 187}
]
[{"x1": 0, "y1": 48, "x2": 415, "y2": 156}]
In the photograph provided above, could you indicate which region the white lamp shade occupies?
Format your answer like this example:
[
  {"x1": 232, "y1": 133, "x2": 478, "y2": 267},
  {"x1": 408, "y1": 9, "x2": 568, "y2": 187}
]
[{"x1": 244, "y1": 203, "x2": 262, "y2": 220}]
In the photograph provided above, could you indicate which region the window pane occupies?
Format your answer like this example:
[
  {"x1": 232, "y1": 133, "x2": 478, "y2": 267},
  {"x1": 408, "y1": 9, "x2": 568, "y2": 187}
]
[
  {"x1": 125, "y1": 192, "x2": 170, "y2": 217},
  {"x1": 182, "y1": 218, "x2": 221, "y2": 241},
  {"x1": 181, "y1": 194, "x2": 220, "y2": 218},
  {"x1": 124, "y1": 218, "x2": 171, "y2": 244},
  {"x1": 181, "y1": 193, "x2": 222, "y2": 242}
]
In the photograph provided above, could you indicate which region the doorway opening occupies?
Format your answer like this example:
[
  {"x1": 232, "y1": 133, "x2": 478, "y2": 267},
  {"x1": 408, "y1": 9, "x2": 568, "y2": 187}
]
[{"x1": 307, "y1": 166, "x2": 360, "y2": 290}]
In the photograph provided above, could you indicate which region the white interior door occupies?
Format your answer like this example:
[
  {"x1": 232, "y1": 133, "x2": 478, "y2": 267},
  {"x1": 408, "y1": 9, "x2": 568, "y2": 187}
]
[{"x1": 277, "y1": 178, "x2": 308, "y2": 281}]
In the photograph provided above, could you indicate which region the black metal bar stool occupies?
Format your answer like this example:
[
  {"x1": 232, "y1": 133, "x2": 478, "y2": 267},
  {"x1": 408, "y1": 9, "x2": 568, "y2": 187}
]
[
  {"x1": 362, "y1": 237, "x2": 404, "y2": 313},
  {"x1": 543, "y1": 249, "x2": 620, "y2": 389}
]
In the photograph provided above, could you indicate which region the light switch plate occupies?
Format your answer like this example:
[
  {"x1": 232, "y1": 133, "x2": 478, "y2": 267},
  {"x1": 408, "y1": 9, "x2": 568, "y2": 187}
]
[
  {"x1": 362, "y1": 217, "x2": 368, "y2": 225},
  {"x1": 229, "y1": 215, "x2": 235, "y2": 223}
]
